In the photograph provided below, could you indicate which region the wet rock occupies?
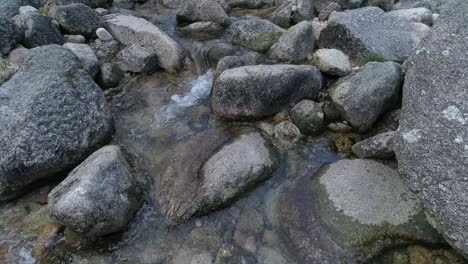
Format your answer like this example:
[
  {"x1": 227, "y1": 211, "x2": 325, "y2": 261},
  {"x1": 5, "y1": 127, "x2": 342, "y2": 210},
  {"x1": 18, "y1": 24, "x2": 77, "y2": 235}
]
[
  {"x1": 96, "y1": 62, "x2": 124, "y2": 89},
  {"x1": 0, "y1": 45, "x2": 113, "y2": 201},
  {"x1": 329, "y1": 61, "x2": 402, "y2": 132},
  {"x1": 386, "y1": 7, "x2": 433, "y2": 26},
  {"x1": 352, "y1": 131, "x2": 395, "y2": 159},
  {"x1": 290, "y1": 100, "x2": 324, "y2": 135},
  {"x1": 117, "y1": 44, "x2": 158, "y2": 74},
  {"x1": 212, "y1": 64, "x2": 322, "y2": 120},
  {"x1": 230, "y1": 18, "x2": 285, "y2": 52},
  {"x1": 50, "y1": 3, "x2": 101, "y2": 37},
  {"x1": 103, "y1": 13, "x2": 185, "y2": 73},
  {"x1": 0, "y1": 17, "x2": 23, "y2": 56},
  {"x1": 48, "y1": 145, "x2": 143, "y2": 236},
  {"x1": 367, "y1": 0, "x2": 394, "y2": 11},
  {"x1": 177, "y1": 0, "x2": 230, "y2": 26},
  {"x1": 318, "y1": 2, "x2": 341, "y2": 21},
  {"x1": 319, "y1": 7, "x2": 429, "y2": 63},
  {"x1": 268, "y1": 21, "x2": 315, "y2": 63},
  {"x1": 158, "y1": 130, "x2": 279, "y2": 223},
  {"x1": 63, "y1": 43, "x2": 99, "y2": 77},
  {"x1": 0, "y1": 58, "x2": 17, "y2": 85},
  {"x1": 214, "y1": 51, "x2": 264, "y2": 79},
  {"x1": 278, "y1": 159, "x2": 443, "y2": 263},
  {"x1": 396, "y1": 0, "x2": 468, "y2": 256},
  {"x1": 17, "y1": 12, "x2": 65, "y2": 48},
  {"x1": 179, "y1": 22, "x2": 225, "y2": 41},
  {"x1": 65, "y1": 34, "x2": 86, "y2": 43},
  {"x1": 96, "y1": 27, "x2": 113, "y2": 41},
  {"x1": 274, "y1": 121, "x2": 301, "y2": 143},
  {"x1": 312, "y1": 48, "x2": 351, "y2": 76}
]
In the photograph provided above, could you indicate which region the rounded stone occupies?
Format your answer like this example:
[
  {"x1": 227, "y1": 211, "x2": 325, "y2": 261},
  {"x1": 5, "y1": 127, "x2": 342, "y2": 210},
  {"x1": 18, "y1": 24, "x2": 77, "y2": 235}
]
[{"x1": 290, "y1": 100, "x2": 324, "y2": 135}]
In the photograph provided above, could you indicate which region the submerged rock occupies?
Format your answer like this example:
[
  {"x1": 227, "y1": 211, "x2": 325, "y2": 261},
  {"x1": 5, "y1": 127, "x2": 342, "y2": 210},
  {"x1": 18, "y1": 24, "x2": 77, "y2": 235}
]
[
  {"x1": 278, "y1": 159, "x2": 443, "y2": 263},
  {"x1": 0, "y1": 17, "x2": 23, "y2": 56},
  {"x1": 396, "y1": 0, "x2": 468, "y2": 256},
  {"x1": 268, "y1": 21, "x2": 315, "y2": 63},
  {"x1": 17, "y1": 12, "x2": 65, "y2": 48},
  {"x1": 158, "y1": 129, "x2": 279, "y2": 223},
  {"x1": 48, "y1": 145, "x2": 143, "y2": 236},
  {"x1": 329, "y1": 61, "x2": 402, "y2": 132},
  {"x1": 0, "y1": 45, "x2": 113, "y2": 201},
  {"x1": 103, "y1": 14, "x2": 185, "y2": 73},
  {"x1": 212, "y1": 64, "x2": 322, "y2": 120},
  {"x1": 230, "y1": 18, "x2": 285, "y2": 52}
]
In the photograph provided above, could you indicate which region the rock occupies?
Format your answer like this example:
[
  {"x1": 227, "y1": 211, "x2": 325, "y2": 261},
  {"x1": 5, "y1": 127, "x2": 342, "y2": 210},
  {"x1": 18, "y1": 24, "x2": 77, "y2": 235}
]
[
  {"x1": 312, "y1": 48, "x2": 351, "y2": 76},
  {"x1": 367, "y1": 0, "x2": 394, "y2": 11},
  {"x1": 0, "y1": 17, "x2": 23, "y2": 56},
  {"x1": 45, "y1": 0, "x2": 110, "y2": 8},
  {"x1": 215, "y1": 244, "x2": 248, "y2": 264},
  {"x1": 214, "y1": 52, "x2": 264, "y2": 79},
  {"x1": 311, "y1": 20, "x2": 326, "y2": 41},
  {"x1": 63, "y1": 43, "x2": 99, "y2": 77},
  {"x1": 290, "y1": 100, "x2": 324, "y2": 135},
  {"x1": 103, "y1": 13, "x2": 185, "y2": 72},
  {"x1": 396, "y1": 0, "x2": 468, "y2": 256},
  {"x1": 293, "y1": 0, "x2": 316, "y2": 23},
  {"x1": 117, "y1": 44, "x2": 158, "y2": 74},
  {"x1": 268, "y1": 21, "x2": 315, "y2": 63},
  {"x1": 177, "y1": 0, "x2": 230, "y2": 26},
  {"x1": 158, "y1": 129, "x2": 279, "y2": 223},
  {"x1": 48, "y1": 145, "x2": 143, "y2": 236},
  {"x1": 278, "y1": 159, "x2": 443, "y2": 263},
  {"x1": 0, "y1": 45, "x2": 113, "y2": 201},
  {"x1": 329, "y1": 61, "x2": 402, "y2": 132},
  {"x1": 318, "y1": 2, "x2": 341, "y2": 21},
  {"x1": 96, "y1": 62, "x2": 124, "y2": 89},
  {"x1": 7, "y1": 47, "x2": 29, "y2": 66},
  {"x1": 393, "y1": 0, "x2": 442, "y2": 12},
  {"x1": 178, "y1": 22, "x2": 224, "y2": 41},
  {"x1": 19, "y1": 5, "x2": 38, "y2": 15},
  {"x1": 274, "y1": 121, "x2": 301, "y2": 143},
  {"x1": 211, "y1": 64, "x2": 323, "y2": 120},
  {"x1": 17, "y1": 12, "x2": 65, "y2": 48},
  {"x1": 50, "y1": 3, "x2": 101, "y2": 37},
  {"x1": 90, "y1": 38, "x2": 119, "y2": 62},
  {"x1": 0, "y1": 58, "x2": 17, "y2": 85},
  {"x1": 0, "y1": 0, "x2": 27, "y2": 18},
  {"x1": 386, "y1": 7, "x2": 433, "y2": 26},
  {"x1": 65, "y1": 34, "x2": 86, "y2": 43},
  {"x1": 269, "y1": 1, "x2": 293, "y2": 28},
  {"x1": 319, "y1": 7, "x2": 429, "y2": 63},
  {"x1": 226, "y1": 0, "x2": 271, "y2": 8},
  {"x1": 314, "y1": 0, "x2": 364, "y2": 12},
  {"x1": 96, "y1": 27, "x2": 113, "y2": 41},
  {"x1": 113, "y1": 0, "x2": 134, "y2": 8},
  {"x1": 258, "y1": 247, "x2": 287, "y2": 264},
  {"x1": 352, "y1": 131, "x2": 395, "y2": 159},
  {"x1": 95, "y1": 7, "x2": 108, "y2": 16},
  {"x1": 230, "y1": 18, "x2": 285, "y2": 52},
  {"x1": 206, "y1": 42, "x2": 237, "y2": 67}
]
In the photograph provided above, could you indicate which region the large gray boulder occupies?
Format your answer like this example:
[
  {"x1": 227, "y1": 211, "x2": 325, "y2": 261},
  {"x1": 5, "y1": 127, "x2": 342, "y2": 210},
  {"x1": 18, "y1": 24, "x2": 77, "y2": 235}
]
[
  {"x1": 0, "y1": 45, "x2": 113, "y2": 201},
  {"x1": 396, "y1": 0, "x2": 468, "y2": 256},
  {"x1": 319, "y1": 7, "x2": 430, "y2": 63},
  {"x1": 268, "y1": 21, "x2": 315, "y2": 63},
  {"x1": 17, "y1": 12, "x2": 65, "y2": 48},
  {"x1": 50, "y1": 3, "x2": 101, "y2": 37},
  {"x1": 158, "y1": 129, "x2": 279, "y2": 223},
  {"x1": 329, "y1": 61, "x2": 402, "y2": 132},
  {"x1": 230, "y1": 18, "x2": 285, "y2": 52},
  {"x1": 0, "y1": 17, "x2": 23, "y2": 56},
  {"x1": 103, "y1": 14, "x2": 185, "y2": 73},
  {"x1": 48, "y1": 145, "x2": 143, "y2": 236},
  {"x1": 278, "y1": 159, "x2": 442, "y2": 263},
  {"x1": 211, "y1": 64, "x2": 323, "y2": 120},
  {"x1": 176, "y1": 0, "x2": 230, "y2": 26}
]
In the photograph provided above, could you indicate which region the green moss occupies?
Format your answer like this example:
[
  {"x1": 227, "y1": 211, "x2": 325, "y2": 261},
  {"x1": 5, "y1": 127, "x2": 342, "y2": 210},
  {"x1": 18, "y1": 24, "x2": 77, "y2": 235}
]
[{"x1": 357, "y1": 54, "x2": 386, "y2": 67}]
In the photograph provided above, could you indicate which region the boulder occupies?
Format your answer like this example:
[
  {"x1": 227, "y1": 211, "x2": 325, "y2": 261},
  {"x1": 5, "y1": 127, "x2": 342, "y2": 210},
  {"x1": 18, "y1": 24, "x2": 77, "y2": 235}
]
[
  {"x1": 214, "y1": 52, "x2": 264, "y2": 79},
  {"x1": 0, "y1": 17, "x2": 23, "y2": 56},
  {"x1": 319, "y1": 7, "x2": 430, "y2": 63},
  {"x1": 96, "y1": 62, "x2": 124, "y2": 89},
  {"x1": 278, "y1": 159, "x2": 443, "y2": 263},
  {"x1": 50, "y1": 3, "x2": 101, "y2": 37},
  {"x1": 0, "y1": 45, "x2": 113, "y2": 201},
  {"x1": 176, "y1": 0, "x2": 230, "y2": 26},
  {"x1": 158, "y1": 129, "x2": 279, "y2": 223},
  {"x1": 230, "y1": 18, "x2": 285, "y2": 52},
  {"x1": 386, "y1": 7, "x2": 433, "y2": 26},
  {"x1": 396, "y1": 0, "x2": 468, "y2": 256},
  {"x1": 48, "y1": 145, "x2": 143, "y2": 236},
  {"x1": 117, "y1": 44, "x2": 159, "y2": 74},
  {"x1": 312, "y1": 48, "x2": 351, "y2": 76},
  {"x1": 63, "y1": 43, "x2": 99, "y2": 77},
  {"x1": 367, "y1": 0, "x2": 394, "y2": 11},
  {"x1": 329, "y1": 61, "x2": 402, "y2": 132},
  {"x1": 268, "y1": 21, "x2": 315, "y2": 63},
  {"x1": 352, "y1": 131, "x2": 395, "y2": 159},
  {"x1": 17, "y1": 12, "x2": 65, "y2": 48},
  {"x1": 289, "y1": 100, "x2": 324, "y2": 135},
  {"x1": 103, "y1": 14, "x2": 185, "y2": 73},
  {"x1": 211, "y1": 64, "x2": 323, "y2": 120}
]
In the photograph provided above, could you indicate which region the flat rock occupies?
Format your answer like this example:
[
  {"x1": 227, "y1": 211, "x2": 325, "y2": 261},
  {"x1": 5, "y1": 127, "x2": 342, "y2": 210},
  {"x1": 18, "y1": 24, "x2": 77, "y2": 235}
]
[
  {"x1": 211, "y1": 64, "x2": 322, "y2": 120},
  {"x1": 103, "y1": 13, "x2": 185, "y2": 73},
  {"x1": 396, "y1": 0, "x2": 468, "y2": 256},
  {"x1": 268, "y1": 21, "x2": 315, "y2": 63},
  {"x1": 0, "y1": 45, "x2": 113, "y2": 201},
  {"x1": 48, "y1": 145, "x2": 143, "y2": 236},
  {"x1": 230, "y1": 18, "x2": 285, "y2": 52}
]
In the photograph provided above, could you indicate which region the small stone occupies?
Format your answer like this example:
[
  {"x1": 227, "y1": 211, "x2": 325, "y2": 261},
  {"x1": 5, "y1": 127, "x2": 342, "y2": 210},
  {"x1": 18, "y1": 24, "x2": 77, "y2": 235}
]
[
  {"x1": 274, "y1": 121, "x2": 301, "y2": 143},
  {"x1": 65, "y1": 35, "x2": 86, "y2": 44},
  {"x1": 95, "y1": 8, "x2": 109, "y2": 16},
  {"x1": 0, "y1": 58, "x2": 17, "y2": 85},
  {"x1": 312, "y1": 48, "x2": 351, "y2": 76},
  {"x1": 327, "y1": 122, "x2": 353, "y2": 133},
  {"x1": 352, "y1": 131, "x2": 395, "y2": 159},
  {"x1": 96, "y1": 63, "x2": 124, "y2": 89},
  {"x1": 7, "y1": 46, "x2": 29, "y2": 66},
  {"x1": 117, "y1": 44, "x2": 159, "y2": 74},
  {"x1": 19, "y1": 5, "x2": 38, "y2": 15},
  {"x1": 290, "y1": 100, "x2": 324, "y2": 135},
  {"x1": 96, "y1": 28, "x2": 114, "y2": 41}
]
